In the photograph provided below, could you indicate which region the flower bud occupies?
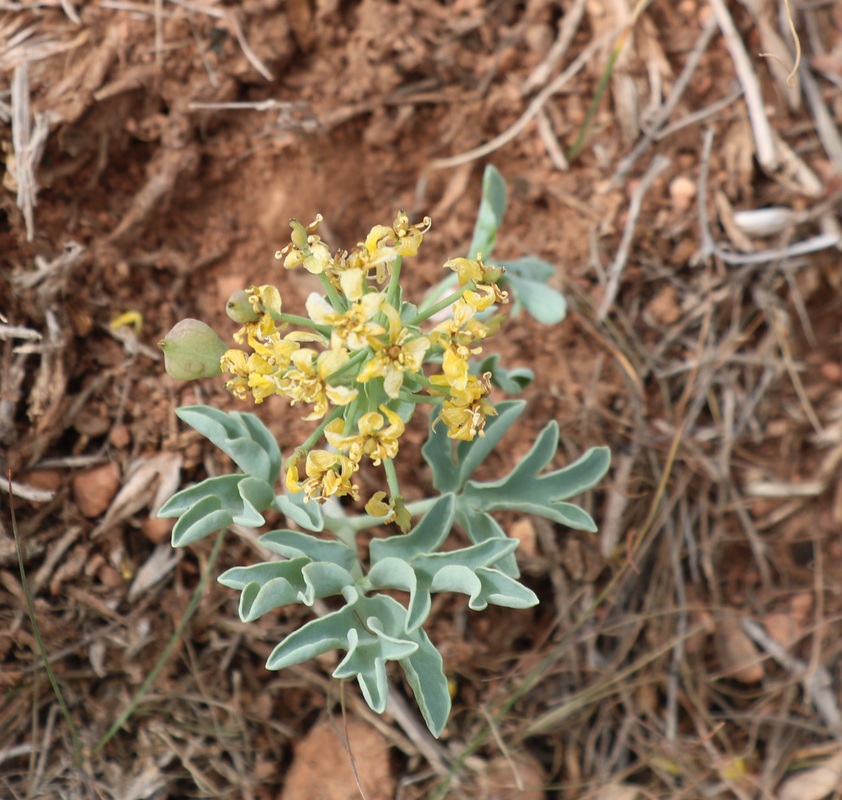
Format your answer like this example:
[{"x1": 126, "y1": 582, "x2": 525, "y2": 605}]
[
  {"x1": 159, "y1": 319, "x2": 228, "y2": 381},
  {"x1": 226, "y1": 290, "x2": 259, "y2": 323}
]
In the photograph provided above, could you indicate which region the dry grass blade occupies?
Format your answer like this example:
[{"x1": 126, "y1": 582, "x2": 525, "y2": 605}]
[
  {"x1": 10, "y1": 61, "x2": 51, "y2": 241},
  {"x1": 93, "y1": 531, "x2": 226, "y2": 754},
  {"x1": 614, "y1": 13, "x2": 718, "y2": 183},
  {"x1": 427, "y1": 29, "x2": 613, "y2": 171},
  {"x1": 598, "y1": 154, "x2": 670, "y2": 320},
  {"x1": 7, "y1": 472, "x2": 83, "y2": 765},
  {"x1": 519, "y1": 0, "x2": 588, "y2": 96},
  {"x1": 707, "y1": 0, "x2": 777, "y2": 170}
]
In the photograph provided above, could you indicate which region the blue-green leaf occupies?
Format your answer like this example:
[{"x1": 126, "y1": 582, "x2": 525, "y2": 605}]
[
  {"x1": 468, "y1": 165, "x2": 507, "y2": 260},
  {"x1": 266, "y1": 604, "x2": 359, "y2": 670},
  {"x1": 421, "y1": 418, "x2": 460, "y2": 493},
  {"x1": 498, "y1": 257, "x2": 567, "y2": 325},
  {"x1": 454, "y1": 400, "x2": 525, "y2": 487},
  {"x1": 475, "y1": 354, "x2": 534, "y2": 394},
  {"x1": 274, "y1": 490, "x2": 324, "y2": 532},
  {"x1": 259, "y1": 531, "x2": 358, "y2": 571},
  {"x1": 422, "y1": 401, "x2": 526, "y2": 494},
  {"x1": 462, "y1": 433, "x2": 610, "y2": 529},
  {"x1": 473, "y1": 568, "x2": 539, "y2": 609},
  {"x1": 169, "y1": 495, "x2": 233, "y2": 547},
  {"x1": 371, "y1": 495, "x2": 456, "y2": 564},
  {"x1": 399, "y1": 629, "x2": 451, "y2": 738},
  {"x1": 175, "y1": 406, "x2": 280, "y2": 482},
  {"x1": 456, "y1": 509, "x2": 520, "y2": 577}
]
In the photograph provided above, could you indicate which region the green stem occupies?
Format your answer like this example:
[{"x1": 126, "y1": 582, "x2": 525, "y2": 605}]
[
  {"x1": 320, "y1": 273, "x2": 347, "y2": 312},
  {"x1": 567, "y1": 31, "x2": 625, "y2": 162},
  {"x1": 323, "y1": 496, "x2": 440, "y2": 534},
  {"x1": 386, "y1": 255, "x2": 403, "y2": 309},
  {"x1": 396, "y1": 390, "x2": 438, "y2": 405},
  {"x1": 383, "y1": 458, "x2": 400, "y2": 499},
  {"x1": 259, "y1": 305, "x2": 332, "y2": 338},
  {"x1": 326, "y1": 348, "x2": 370, "y2": 383},
  {"x1": 94, "y1": 529, "x2": 226, "y2": 754},
  {"x1": 410, "y1": 284, "x2": 470, "y2": 326},
  {"x1": 418, "y1": 273, "x2": 459, "y2": 314},
  {"x1": 279, "y1": 313, "x2": 331, "y2": 337},
  {"x1": 299, "y1": 407, "x2": 344, "y2": 453}
]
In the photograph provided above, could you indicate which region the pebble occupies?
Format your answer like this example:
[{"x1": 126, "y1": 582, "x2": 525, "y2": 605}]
[
  {"x1": 141, "y1": 516, "x2": 173, "y2": 544},
  {"x1": 820, "y1": 361, "x2": 842, "y2": 383},
  {"x1": 669, "y1": 175, "x2": 697, "y2": 213},
  {"x1": 72, "y1": 462, "x2": 121, "y2": 518}
]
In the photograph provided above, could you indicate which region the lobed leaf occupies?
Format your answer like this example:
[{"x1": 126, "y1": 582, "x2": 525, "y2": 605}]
[
  {"x1": 399, "y1": 627, "x2": 451, "y2": 738},
  {"x1": 259, "y1": 530, "x2": 358, "y2": 571},
  {"x1": 175, "y1": 406, "x2": 280, "y2": 483},
  {"x1": 161, "y1": 474, "x2": 274, "y2": 546}
]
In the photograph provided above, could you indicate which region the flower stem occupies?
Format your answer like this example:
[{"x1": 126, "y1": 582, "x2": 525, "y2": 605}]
[
  {"x1": 300, "y1": 407, "x2": 344, "y2": 452},
  {"x1": 417, "y1": 273, "x2": 459, "y2": 313},
  {"x1": 383, "y1": 458, "x2": 400, "y2": 499},
  {"x1": 261, "y1": 307, "x2": 332, "y2": 338},
  {"x1": 386, "y1": 255, "x2": 403, "y2": 309},
  {"x1": 410, "y1": 283, "x2": 471, "y2": 325},
  {"x1": 320, "y1": 273, "x2": 347, "y2": 312},
  {"x1": 326, "y1": 496, "x2": 440, "y2": 534}
]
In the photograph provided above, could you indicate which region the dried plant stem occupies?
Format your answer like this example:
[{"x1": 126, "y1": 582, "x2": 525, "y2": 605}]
[
  {"x1": 707, "y1": 0, "x2": 777, "y2": 169},
  {"x1": 758, "y1": 0, "x2": 802, "y2": 87},
  {"x1": 598, "y1": 154, "x2": 670, "y2": 321},
  {"x1": 8, "y1": 473, "x2": 83, "y2": 765},
  {"x1": 93, "y1": 530, "x2": 226, "y2": 753},
  {"x1": 427, "y1": 30, "x2": 612, "y2": 171},
  {"x1": 614, "y1": 13, "x2": 718, "y2": 182}
]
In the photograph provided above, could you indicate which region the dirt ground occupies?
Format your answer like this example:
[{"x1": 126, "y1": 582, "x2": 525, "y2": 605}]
[{"x1": 2, "y1": 0, "x2": 842, "y2": 798}]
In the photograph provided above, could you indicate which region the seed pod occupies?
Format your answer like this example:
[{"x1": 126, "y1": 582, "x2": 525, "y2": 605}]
[
  {"x1": 226, "y1": 290, "x2": 259, "y2": 323},
  {"x1": 159, "y1": 319, "x2": 228, "y2": 380}
]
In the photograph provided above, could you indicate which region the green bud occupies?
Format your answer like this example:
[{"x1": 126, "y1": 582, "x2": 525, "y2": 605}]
[
  {"x1": 159, "y1": 319, "x2": 228, "y2": 381},
  {"x1": 289, "y1": 219, "x2": 309, "y2": 249},
  {"x1": 226, "y1": 290, "x2": 259, "y2": 323},
  {"x1": 484, "y1": 265, "x2": 506, "y2": 283}
]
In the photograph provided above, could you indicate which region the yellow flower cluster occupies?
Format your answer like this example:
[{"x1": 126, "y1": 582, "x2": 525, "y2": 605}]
[{"x1": 219, "y1": 212, "x2": 509, "y2": 523}]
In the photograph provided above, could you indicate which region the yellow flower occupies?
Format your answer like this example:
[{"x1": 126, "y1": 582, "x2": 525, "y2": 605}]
[
  {"x1": 283, "y1": 347, "x2": 358, "y2": 420},
  {"x1": 356, "y1": 303, "x2": 430, "y2": 398},
  {"x1": 435, "y1": 372, "x2": 497, "y2": 441},
  {"x1": 391, "y1": 210, "x2": 431, "y2": 257},
  {"x1": 443, "y1": 255, "x2": 508, "y2": 304},
  {"x1": 286, "y1": 450, "x2": 360, "y2": 503},
  {"x1": 365, "y1": 491, "x2": 412, "y2": 532},
  {"x1": 275, "y1": 216, "x2": 333, "y2": 274},
  {"x1": 324, "y1": 405, "x2": 405, "y2": 465},
  {"x1": 430, "y1": 298, "x2": 488, "y2": 393},
  {"x1": 221, "y1": 345, "x2": 289, "y2": 404},
  {"x1": 347, "y1": 212, "x2": 431, "y2": 282},
  {"x1": 305, "y1": 269, "x2": 385, "y2": 350},
  {"x1": 248, "y1": 285, "x2": 283, "y2": 317}
]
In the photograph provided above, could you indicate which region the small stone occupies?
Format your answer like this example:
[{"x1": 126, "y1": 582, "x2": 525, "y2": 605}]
[
  {"x1": 97, "y1": 564, "x2": 124, "y2": 588},
  {"x1": 141, "y1": 516, "x2": 173, "y2": 545},
  {"x1": 23, "y1": 469, "x2": 62, "y2": 493},
  {"x1": 109, "y1": 424, "x2": 132, "y2": 449},
  {"x1": 714, "y1": 611, "x2": 764, "y2": 683},
  {"x1": 646, "y1": 284, "x2": 682, "y2": 326},
  {"x1": 524, "y1": 23, "x2": 553, "y2": 55},
  {"x1": 73, "y1": 406, "x2": 112, "y2": 437},
  {"x1": 669, "y1": 175, "x2": 697, "y2": 213},
  {"x1": 820, "y1": 362, "x2": 842, "y2": 383},
  {"x1": 72, "y1": 462, "x2": 121, "y2": 518},
  {"x1": 510, "y1": 518, "x2": 538, "y2": 558}
]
